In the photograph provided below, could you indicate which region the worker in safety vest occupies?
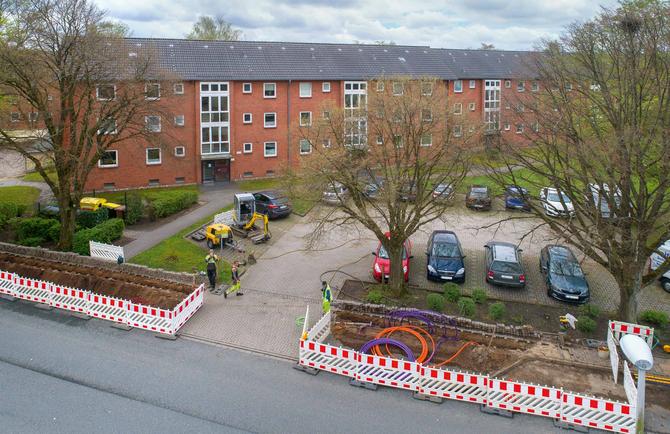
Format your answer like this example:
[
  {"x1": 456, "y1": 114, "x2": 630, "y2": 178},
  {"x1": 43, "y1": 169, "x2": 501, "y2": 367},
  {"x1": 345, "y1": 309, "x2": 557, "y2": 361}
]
[
  {"x1": 205, "y1": 250, "x2": 219, "y2": 292},
  {"x1": 321, "y1": 281, "x2": 332, "y2": 314},
  {"x1": 225, "y1": 261, "x2": 243, "y2": 298}
]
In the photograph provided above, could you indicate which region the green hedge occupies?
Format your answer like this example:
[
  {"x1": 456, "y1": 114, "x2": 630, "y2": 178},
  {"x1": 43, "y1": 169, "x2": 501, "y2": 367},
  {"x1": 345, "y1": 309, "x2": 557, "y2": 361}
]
[
  {"x1": 76, "y1": 207, "x2": 109, "y2": 229},
  {"x1": 0, "y1": 202, "x2": 20, "y2": 229},
  {"x1": 124, "y1": 193, "x2": 144, "y2": 225},
  {"x1": 12, "y1": 217, "x2": 60, "y2": 244},
  {"x1": 148, "y1": 191, "x2": 198, "y2": 220},
  {"x1": 72, "y1": 218, "x2": 125, "y2": 255}
]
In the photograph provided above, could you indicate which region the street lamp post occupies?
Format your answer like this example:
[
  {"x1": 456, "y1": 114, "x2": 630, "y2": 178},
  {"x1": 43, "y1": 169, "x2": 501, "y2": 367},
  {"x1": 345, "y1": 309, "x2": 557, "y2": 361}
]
[{"x1": 619, "y1": 334, "x2": 654, "y2": 434}]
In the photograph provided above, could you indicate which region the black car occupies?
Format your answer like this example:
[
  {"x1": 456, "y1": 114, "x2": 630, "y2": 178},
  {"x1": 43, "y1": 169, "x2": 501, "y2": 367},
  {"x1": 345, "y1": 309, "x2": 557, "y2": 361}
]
[
  {"x1": 466, "y1": 185, "x2": 492, "y2": 210},
  {"x1": 540, "y1": 245, "x2": 590, "y2": 303},
  {"x1": 363, "y1": 177, "x2": 385, "y2": 200},
  {"x1": 484, "y1": 241, "x2": 525, "y2": 288},
  {"x1": 426, "y1": 230, "x2": 465, "y2": 282},
  {"x1": 398, "y1": 181, "x2": 418, "y2": 202},
  {"x1": 504, "y1": 185, "x2": 530, "y2": 211},
  {"x1": 253, "y1": 190, "x2": 292, "y2": 219}
]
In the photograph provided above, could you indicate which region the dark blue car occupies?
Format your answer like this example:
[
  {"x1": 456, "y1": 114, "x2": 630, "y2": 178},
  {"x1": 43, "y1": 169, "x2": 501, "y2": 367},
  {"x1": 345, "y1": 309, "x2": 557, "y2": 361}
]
[
  {"x1": 504, "y1": 185, "x2": 530, "y2": 211},
  {"x1": 426, "y1": 230, "x2": 465, "y2": 283},
  {"x1": 540, "y1": 245, "x2": 590, "y2": 304}
]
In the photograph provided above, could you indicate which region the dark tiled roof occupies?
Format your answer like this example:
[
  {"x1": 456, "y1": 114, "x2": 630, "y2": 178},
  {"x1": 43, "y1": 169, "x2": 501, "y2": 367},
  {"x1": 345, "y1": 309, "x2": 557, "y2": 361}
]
[{"x1": 125, "y1": 38, "x2": 537, "y2": 81}]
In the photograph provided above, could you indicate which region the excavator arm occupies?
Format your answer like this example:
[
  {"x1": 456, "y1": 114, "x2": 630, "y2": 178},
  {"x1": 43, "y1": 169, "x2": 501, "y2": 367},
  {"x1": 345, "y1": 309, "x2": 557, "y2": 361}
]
[{"x1": 245, "y1": 212, "x2": 271, "y2": 244}]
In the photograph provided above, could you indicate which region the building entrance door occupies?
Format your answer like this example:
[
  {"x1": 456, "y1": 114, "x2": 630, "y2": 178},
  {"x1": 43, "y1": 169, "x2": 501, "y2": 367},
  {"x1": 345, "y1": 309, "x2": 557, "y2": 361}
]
[{"x1": 202, "y1": 161, "x2": 215, "y2": 182}]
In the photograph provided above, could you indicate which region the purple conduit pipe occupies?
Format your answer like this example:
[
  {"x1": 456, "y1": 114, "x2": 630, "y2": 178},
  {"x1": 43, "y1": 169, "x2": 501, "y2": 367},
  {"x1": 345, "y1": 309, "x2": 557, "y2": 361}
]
[
  {"x1": 359, "y1": 338, "x2": 416, "y2": 362},
  {"x1": 388, "y1": 310, "x2": 435, "y2": 332}
]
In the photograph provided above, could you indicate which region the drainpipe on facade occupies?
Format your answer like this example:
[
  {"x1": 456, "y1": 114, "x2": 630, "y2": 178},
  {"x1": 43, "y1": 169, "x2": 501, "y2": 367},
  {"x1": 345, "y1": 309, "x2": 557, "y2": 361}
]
[{"x1": 287, "y1": 80, "x2": 291, "y2": 171}]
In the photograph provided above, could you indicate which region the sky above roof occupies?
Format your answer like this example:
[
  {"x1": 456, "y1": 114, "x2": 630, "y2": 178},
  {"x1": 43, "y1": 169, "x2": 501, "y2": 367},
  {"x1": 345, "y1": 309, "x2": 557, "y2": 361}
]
[{"x1": 94, "y1": 0, "x2": 618, "y2": 50}]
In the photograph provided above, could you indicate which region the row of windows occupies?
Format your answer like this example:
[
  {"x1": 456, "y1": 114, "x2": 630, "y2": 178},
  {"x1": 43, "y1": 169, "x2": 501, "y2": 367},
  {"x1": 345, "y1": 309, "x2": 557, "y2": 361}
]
[
  {"x1": 241, "y1": 82, "x2": 332, "y2": 97},
  {"x1": 96, "y1": 83, "x2": 185, "y2": 102},
  {"x1": 97, "y1": 146, "x2": 186, "y2": 168}
]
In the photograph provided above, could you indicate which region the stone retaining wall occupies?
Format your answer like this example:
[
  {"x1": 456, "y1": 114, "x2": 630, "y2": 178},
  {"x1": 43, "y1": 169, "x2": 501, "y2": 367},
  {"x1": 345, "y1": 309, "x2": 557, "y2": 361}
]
[{"x1": 0, "y1": 242, "x2": 195, "y2": 286}]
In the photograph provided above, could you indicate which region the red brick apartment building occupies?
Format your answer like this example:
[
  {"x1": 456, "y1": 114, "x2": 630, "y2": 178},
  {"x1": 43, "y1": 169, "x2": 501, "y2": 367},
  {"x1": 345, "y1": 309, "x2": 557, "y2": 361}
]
[{"x1": 9, "y1": 39, "x2": 539, "y2": 191}]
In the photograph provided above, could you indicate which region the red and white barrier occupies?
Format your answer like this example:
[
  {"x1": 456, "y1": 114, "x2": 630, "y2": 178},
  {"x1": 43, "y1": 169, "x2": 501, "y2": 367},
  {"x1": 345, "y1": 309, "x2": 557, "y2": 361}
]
[
  {"x1": 419, "y1": 366, "x2": 489, "y2": 404},
  {"x1": 50, "y1": 285, "x2": 89, "y2": 313},
  {"x1": 126, "y1": 302, "x2": 174, "y2": 335},
  {"x1": 299, "y1": 340, "x2": 358, "y2": 378},
  {"x1": 355, "y1": 353, "x2": 422, "y2": 391},
  {"x1": 307, "y1": 310, "x2": 331, "y2": 343},
  {"x1": 88, "y1": 293, "x2": 128, "y2": 324},
  {"x1": 0, "y1": 270, "x2": 15, "y2": 296},
  {"x1": 487, "y1": 378, "x2": 562, "y2": 418},
  {"x1": 13, "y1": 275, "x2": 51, "y2": 304},
  {"x1": 560, "y1": 392, "x2": 636, "y2": 433},
  {"x1": 609, "y1": 320, "x2": 654, "y2": 347},
  {"x1": 172, "y1": 284, "x2": 205, "y2": 332}
]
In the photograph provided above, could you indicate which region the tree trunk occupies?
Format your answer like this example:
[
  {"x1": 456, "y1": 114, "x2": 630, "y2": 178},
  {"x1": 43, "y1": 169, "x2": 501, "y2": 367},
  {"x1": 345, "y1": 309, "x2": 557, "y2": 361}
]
[
  {"x1": 56, "y1": 195, "x2": 77, "y2": 251},
  {"x1": 388, "y1": 243, "x2": 406, "y2": 297},
  {"x1": 618, "y1": 269, "x2": 642, "y2": 323}
]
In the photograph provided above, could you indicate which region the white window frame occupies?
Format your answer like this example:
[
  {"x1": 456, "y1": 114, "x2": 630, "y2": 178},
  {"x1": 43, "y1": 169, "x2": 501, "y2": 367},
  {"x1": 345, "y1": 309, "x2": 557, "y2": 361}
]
[
  {"x1": 504, "y1": 80, "x2": 511, "y2": 88},
  {"x1": 146, "y1": 148, "x2": 161, "y2": 165},
  {"x1": 243, "y1": 113, "x2": 252, "y2": 124},
  {"x1": 145, "y1": 115, "x2": 161, "y2": 133},
  {"x1": 422, "y1": 109, "x2": 432, "y2": 122},
  {"x1": 565, "y1": 83, "x2": 573, "y2": 92},
  {"x1": 299, "y1": 139, "x2": 312, "y2": 155},
  {"x1": 28, "y1": 112, "x2": 39, "y2": 122},
  {"x1": 96, "y1": 85, "x2": 116, "y2": 101},
  {"x1": 322, "y1": 110, "x2": 331, "y2": 120},
  {"x1": 504, "y1": 122, "x2": 511, "y2": 131},
  {"x1": 469, "y1": 80, "x2": 476, "y2": 89},
  {"x1": 10, "y1": 112, "x2": 20, "y2": 122},
  {"x1": 97, "y1": 117, "x2": 117, "y2": 135},
  {"x1": 468, "y1": 102, "x2": 476, "y2": 111},
  {"x1": 299, "y1": 111, "x2": 312, "y2": 126},
  {"x1": 322, "y1": 82, "x2": 331, "y2": 93},
  {"x1": 264, "y1": 112, "x2": 277, "y2": 128},
  {"x1": 517, "y1": 81, "x2": 525, "y2": 92},
  {"x1": 453, "y1": 125, "x2": 463, "y2": 137},
  {"x1": 453, "y1": 103, "x2": 463, "y2": 115},
  {"x1": 173, "y1": 83, "x2": 184, "y2": 95},
  {"x1": 322, "y1": 139, "x2": 332, "y2": 148},
  {"x1": 516, "y1": 123, "x2": 524, "y2": 134},
  {"x1": 531, "y1": 81, "x2": 539, "y2": 92},
  {"x1": 421, "y1": 82, "x2": 433, "y2": 96},
  {"x1": 392, "y1": 82, "x2": 403, "y2": 96},
  {"x1": 264, "y1": 141, "x2": 277, "y2": 158},
  {"x1": 454, "y1": 80, "x2": 463, "y2": 93},
  {"x1": 263, "y1": 82, "x2": 276, "y2": 99},
  {"x1": 98, "y1": 150, "x2": 118, "y2": 168},
  {"x1": 376, "y1": 135, "x2": 383, "y2": 145},
  {"x1": 376, "y1": 81, "x2": 384, "y2": 92},
  {"x1": 420, "y1": 133, "x2": 432, "y2": 147},
  {"x1": 243, "y1": 142, "x2": 253, "y2": 153},
  {"x1": 145, "y1": 83, "x2": 161, "y2": 100},
  {"x1": 299, "y1": 82, "x2": 312, "y2": 98},
  {"x1": 174, "y1": 146, "x2": 185, "y2": 157},
  {"x1": 174, "y1": 115, "x2": 185, "y2": 127},
  {"x1": 242, "y1": 83, "x2": 252, "y2": 94}
]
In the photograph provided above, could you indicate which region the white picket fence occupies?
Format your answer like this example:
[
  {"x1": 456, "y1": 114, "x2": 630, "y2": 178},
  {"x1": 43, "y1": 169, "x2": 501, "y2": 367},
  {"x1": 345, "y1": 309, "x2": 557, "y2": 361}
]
[
  {"x1": 89, "y1": 241, "x2": 125, "y2": 263},
  {"x1": 0, "y1": 269, "x2": 204, "y2": 336},
  {"x1": 298, "y1": 309, "x2": 638, "y2": 434}
]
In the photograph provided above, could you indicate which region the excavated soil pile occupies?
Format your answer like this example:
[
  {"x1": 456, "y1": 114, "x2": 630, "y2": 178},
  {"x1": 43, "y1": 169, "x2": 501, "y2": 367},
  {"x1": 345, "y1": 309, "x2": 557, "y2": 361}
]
[{"x1": 0, "y1": 252, "x2": 192, "y2": 310}]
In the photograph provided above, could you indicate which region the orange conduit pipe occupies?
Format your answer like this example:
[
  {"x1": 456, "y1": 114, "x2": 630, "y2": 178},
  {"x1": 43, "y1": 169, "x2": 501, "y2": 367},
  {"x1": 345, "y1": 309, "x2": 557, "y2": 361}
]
[{"x1": 431, "y1": 341, "x2": 479, "y2": 367}]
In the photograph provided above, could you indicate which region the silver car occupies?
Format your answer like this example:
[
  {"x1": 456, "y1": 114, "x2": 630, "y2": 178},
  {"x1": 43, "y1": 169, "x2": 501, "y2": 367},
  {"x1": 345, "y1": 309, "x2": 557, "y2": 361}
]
[{"x1": 322, "y1": 182, "x2": 349, "y2": 205}]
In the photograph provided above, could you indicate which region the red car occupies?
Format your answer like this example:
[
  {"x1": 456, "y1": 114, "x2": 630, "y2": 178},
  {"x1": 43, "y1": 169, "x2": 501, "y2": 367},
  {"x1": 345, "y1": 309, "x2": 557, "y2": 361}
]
[{"x1": 372, "y1": 233, "x2": 412, "y2": 282}]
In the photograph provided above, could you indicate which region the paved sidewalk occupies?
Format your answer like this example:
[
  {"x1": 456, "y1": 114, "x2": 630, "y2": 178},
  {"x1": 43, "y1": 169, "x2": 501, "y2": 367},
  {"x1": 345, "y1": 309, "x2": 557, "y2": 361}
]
[{"x1": 124, "y1": 184, "x2": 240, "y2": 258}]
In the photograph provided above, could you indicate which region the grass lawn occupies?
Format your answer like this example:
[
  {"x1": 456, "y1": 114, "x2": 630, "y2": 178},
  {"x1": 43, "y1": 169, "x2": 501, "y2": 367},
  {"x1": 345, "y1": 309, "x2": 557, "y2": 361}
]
[
  {"x1": 96, "y1": 185, "x2": 200, "y2": 203},
  {"x1": 130, "y1": 204, "x2": 233, "y2": 283},
  {"x1": 0, "y1": 186, "x2": 41, "y2": 215},
  {"x1": 459, "y1": 168, "x2": 548, "y2": 196},
  {"x1": 22, "y1": 168, "x2": 58, "y2": 183}
]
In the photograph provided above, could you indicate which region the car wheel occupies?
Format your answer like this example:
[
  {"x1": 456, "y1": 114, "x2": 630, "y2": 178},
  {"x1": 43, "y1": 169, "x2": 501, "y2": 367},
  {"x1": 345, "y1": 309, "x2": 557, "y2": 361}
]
[
  {"x1": 206, "y1": 239, "x2": 214, "y2": 249},
  {"x1": 662, "y1": 279, "x2": 670, "y2": 292}
]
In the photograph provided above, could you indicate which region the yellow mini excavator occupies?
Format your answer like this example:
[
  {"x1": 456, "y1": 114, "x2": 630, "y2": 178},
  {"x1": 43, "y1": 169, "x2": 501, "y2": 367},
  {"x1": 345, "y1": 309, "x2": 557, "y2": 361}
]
[{"x1": 232, "y1": 193, "x2": 271, "y2": 244}]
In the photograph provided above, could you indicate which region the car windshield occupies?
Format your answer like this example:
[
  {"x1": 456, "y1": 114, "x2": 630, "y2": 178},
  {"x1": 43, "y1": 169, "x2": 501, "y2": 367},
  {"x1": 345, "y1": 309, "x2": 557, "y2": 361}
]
[
  {"x1": 470, "y1": 188, "x2": 488, "y2": 198},
  {"x1": 547, "y1": 192, "x2": 571, "y2": 203},
  {"x1": 325, "y1": 185, "x2": 344, "y2": 194},
  {"x1": 551, "y1": 260, "x2": 584, "y2": 277},
  {"x1": 432, "y1": 242, "x2": 460, "y2": 257},
  {"x1": 491, "y1": 261, "x2": 522, "y2": 274},
  {"x1": 508, "y1": 187, "x2": 527, "y2": 196},
  {"x1": 435, "y1": 184, "x2": 451, "y2": 193},
  {"x1": 378, "y1": 245, "x2": 407, "y2": 260}
]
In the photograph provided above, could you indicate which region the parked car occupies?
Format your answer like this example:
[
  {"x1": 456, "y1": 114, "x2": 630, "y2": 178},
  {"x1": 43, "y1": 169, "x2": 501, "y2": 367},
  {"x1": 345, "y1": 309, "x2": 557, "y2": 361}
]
[
  {"x1": 363, "y1": 177, "x2": 385, "y2": 200},
  {"x1": 253, "y1": 190, "x2": 292, "y2": 219},
  {"x1": 504, "y1": 185, "x2": 530, "y2": 211},
  {"x1": 426, "y1": 230, "x2": 465, "y2": 282},
  {"x1": 661, "y1": 270, "x2": 670, "y2": 293},
  {"x1": 540, "y1": 187, "x2": 574, "y2": 217},
  {"x1": 650, "y1": 239, "x2": 670, "y2": 293},
  {"x1": 484, "y1": 241, "x2": 525, "y2": 288},
  {"x1": 372, "y1": 233, "x2": 412, "y2": 282},
  {"x1": 588, "y1": 183, "x2": 622, "y2": 219},
  {"x1": 540, "y1": 245, "x2": 590, "y2": 303},
  {"x1": 432, "y1": 183, "x2": 454, "y2": 202},
  {"x1": 466, "y1": 185, "x2": 492, "y2": 210},
  {"x1": 398, "y1": 181, "x2": 418, "y2": 202},
  {"x1": 322, "y1": 182, "x2": 349, "y2": 205}
]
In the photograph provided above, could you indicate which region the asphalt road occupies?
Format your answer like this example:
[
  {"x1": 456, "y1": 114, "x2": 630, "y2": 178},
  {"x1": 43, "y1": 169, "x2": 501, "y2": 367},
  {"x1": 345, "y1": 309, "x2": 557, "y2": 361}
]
[{"x1": 0, "y1": 299, "x2": 559, "y2": 434}]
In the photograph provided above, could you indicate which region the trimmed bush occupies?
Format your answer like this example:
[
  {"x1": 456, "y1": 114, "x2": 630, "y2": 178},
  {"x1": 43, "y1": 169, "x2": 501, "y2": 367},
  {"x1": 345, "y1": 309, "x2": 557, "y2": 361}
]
[
  {"x1": 458, "y1": 297, "x2": 476, "y2": 317},
  {"x1": 443, "y1": 283, "x2": 461, "y2": 303},
  {"x1": 489, "y1": 302, "x2": 506, "y2": 320},
  {"x1": 72, "y1": 218, "x2": 125, "y2": 255},
  {"x1": 76, "y1": 207, "x2": 108, "y2": 229},
  {"x1": 576, "y1": 316, "x2": 597, "y2": 334},
  {"x1": 18, "y1": 236, "x2": 44, "y2": 247},
  {"x1": 427, "y1": 293, "x2": 445, "y2": 312},
  {"x1": 13, "y1": 217, "x2": 60, "y2": 243},
  {"x1": 639, "y1": 310, "x2": 669, "y2": 328},
  {"x1": 578, "y1": 304, "x2": 601, "y2": 319},
  {"x1": 366, "y1": 289, "x2": 384, "y2": 304},
  {"x1": 124, "y1": 193, "x2": 144, "y2": 225},
  {"x1": 0, "y1": 202, "x2": 20, "y2": 229},
  {"x1": 149, "y1": 191, "x2": 198, "y2": 220},
  {"x1": 471, "y1": 288, "x2": 488, "y2": 304}
]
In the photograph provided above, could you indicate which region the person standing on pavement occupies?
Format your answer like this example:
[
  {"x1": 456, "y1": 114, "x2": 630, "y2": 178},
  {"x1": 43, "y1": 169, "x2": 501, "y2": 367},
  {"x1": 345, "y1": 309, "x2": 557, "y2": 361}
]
[
  {"x1": 225, "y1": 260, "x2": 243, "y2": 298},
  {"x1": 321, "y1": 281, "x2": 332, "y2": 314},
  {"x1": 205, "y1": 250, "x2": 219, "y2": 292}
]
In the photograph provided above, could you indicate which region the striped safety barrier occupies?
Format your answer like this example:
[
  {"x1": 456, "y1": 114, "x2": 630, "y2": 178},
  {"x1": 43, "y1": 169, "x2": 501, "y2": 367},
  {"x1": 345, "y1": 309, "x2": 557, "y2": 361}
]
[
  {"x1": 487, "y1": 378, "x2": 562, "y2": 418},
  {"x1": 87, "y1": 293, "x2": 128, "y2": 323},
  {"x1": 419, "y1": 366, "x2": 489, "y2": 404},
  {"x1": 50, "y1": 285, "x2": 89, "y2": 313},
  {"x1": 13, "y1": 275, "x2": 51, "y2": 304},
  {"x1": 609, "y1": 320, "x2": 654, "y2": 348},
  {"x1": 172, "y1": 284, "x2": 205, "y2": 332},
  {"x1": 354, "y1": 353, "x2": 422, "y2": 391},
  {"x1": 126, "y1": 302, "x2": 174, "y2": 335},
  {"x1": 299, "y1": 340, "x2": 358, "y2": 378},
  {"x1": 560, "y1": 392, "x2": 636, "y2": 433},
  {"x1": 0, "y1": 270, "x2": 15, "y2": 296}
]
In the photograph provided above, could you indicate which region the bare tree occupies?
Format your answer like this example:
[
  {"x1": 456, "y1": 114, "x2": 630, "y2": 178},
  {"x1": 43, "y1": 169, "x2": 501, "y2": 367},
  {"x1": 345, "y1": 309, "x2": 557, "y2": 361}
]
[
  {"x1": 0, "y1": 0, "x2": 170, "y2": 250},
  {"x1": 491, "y1": 0, "x2": 670, "y2": 322},
  {"x1": 479, "y1": 43, "x2": 495, "y2": 50},
  {"x1": 186, "y1": 15, "x2": 241, "y2": 41},
  {"x1": 292, "y1": 77, "x2": 474, "y2": 295}
]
